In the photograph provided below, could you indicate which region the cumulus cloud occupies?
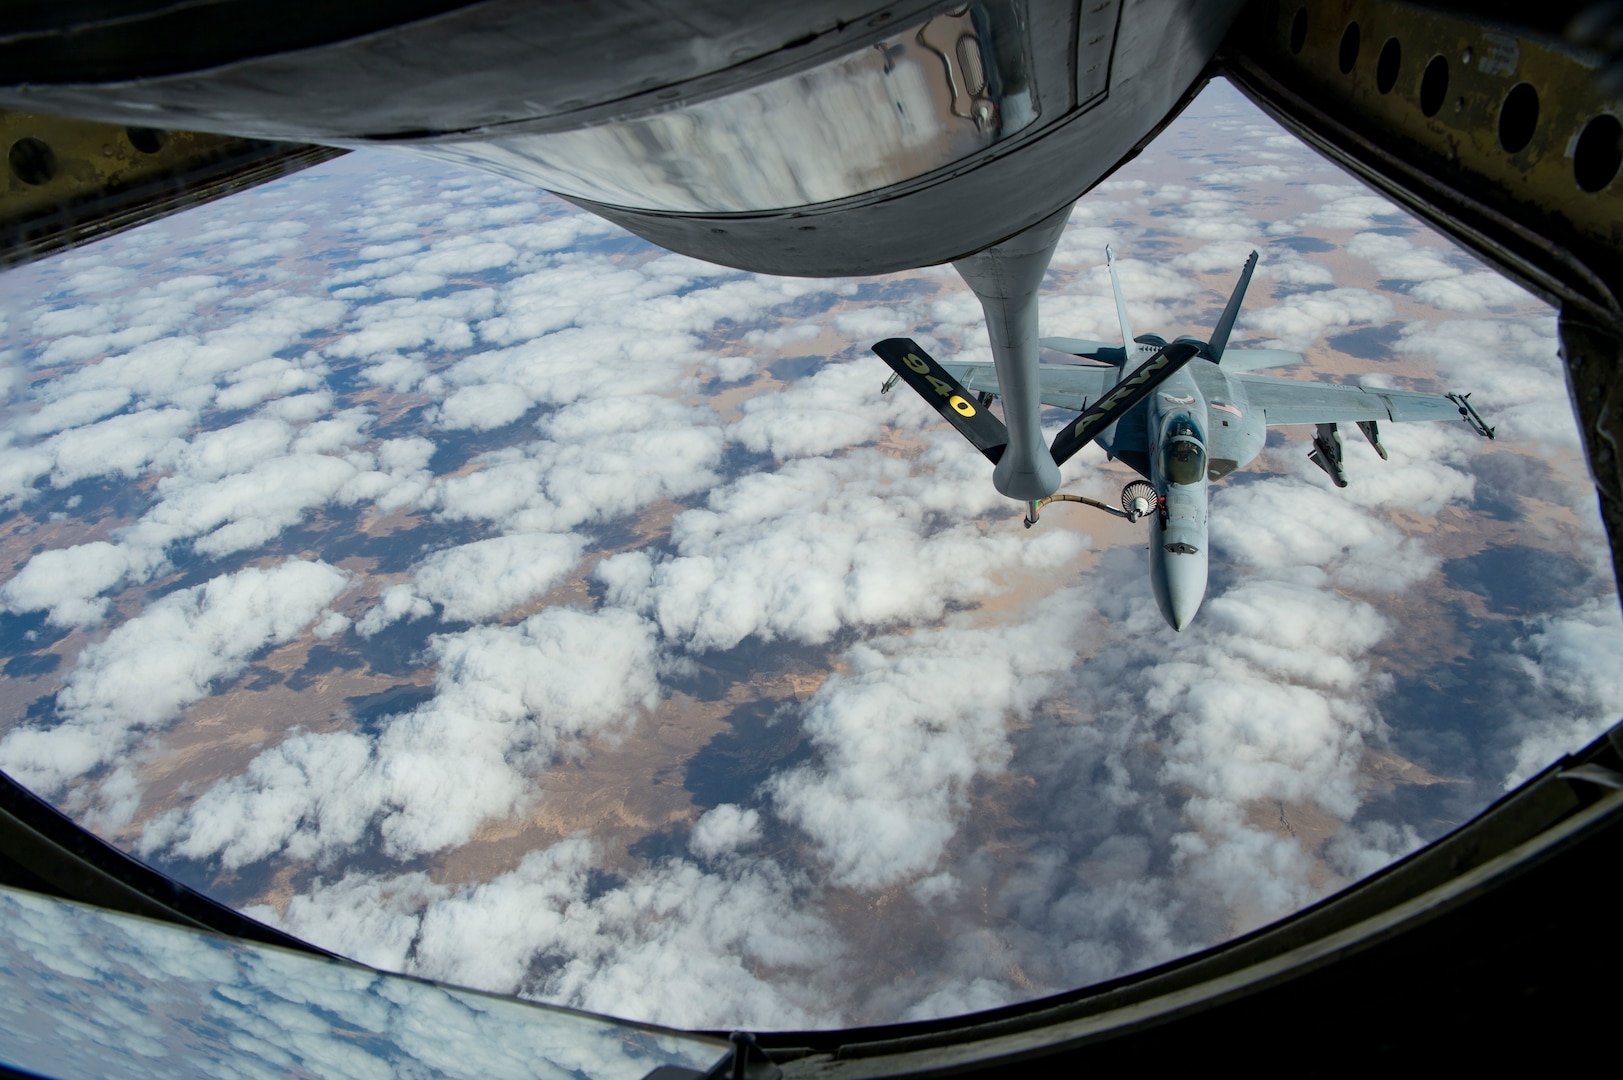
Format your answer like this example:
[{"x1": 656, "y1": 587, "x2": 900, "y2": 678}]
[
  {"x1": 689, "y1": 803, "x2": 764, "y2": 859},
  {"x1": 0, "y1": 541, "x2": 162, "y2": 627},
  {"x1": 1410, "y1": 272, "x2": 1536, "y2": 313},
  {"x1": 0, "y1": 559, "x2": 350, "y2": 797},
  {"x1": 1498, "y1": 599, "x2": 1623, "y2": 786},
  {"x1": 597, "y1": 448, "x2": 1085, "y2": 652},
  {"x1": 255, "y1": 838, "x2": 842, "y2": 1030},
  {"x1": 143, "y1": 606, "x2": 662, "y2": 865},
  {"x1": 3, "y1": 402, "x2": 434, "y2": 626},
  {"x1": 731, "y1": 357, "x2": 917, "y2": 460},
  {"x1": 355, "y1": 582, "x2": 435, "y2": 636},
  {"x1": 1212, "y1": 476, "x2": 1447, "y2": 592},
  {"x1": 1241, "y1": 288, "x2": 1394, "y2": 350},
  {"x1": 358, "y1": 532, "x2": 587, "y2": 634},
  {"x1": 413, "y1": 533, "x2": 587, "y2": 622},
  {"x1": 1345, "y1": 231, "x2": 1460, "y2": 282},
  {"x1": 771, "y1": 593, "x2": 1085, "y2": 889},
  {"x1": 28, "y1": 289, "x2": 343, "y2": 410},
  {"x1": 430, "y1": 395, "x2": 725, "y2": 534},
  {"x1": 1346, "y1": 232, "x2": 1537, "y2": 312},
  {"x1": 1294, "y1": 184, "x2": 1406, "y2": 230},
  {"x1": 1396, "y1": 317, "x2": 1573, "y2": 449}
]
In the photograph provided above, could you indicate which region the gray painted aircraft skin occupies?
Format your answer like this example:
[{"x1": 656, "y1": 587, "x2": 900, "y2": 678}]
[{"x1": 936, "y1": 248, "x2": 1495, "y2": 631}]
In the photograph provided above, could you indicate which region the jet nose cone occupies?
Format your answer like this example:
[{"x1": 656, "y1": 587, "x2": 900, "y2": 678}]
[
  {"x1": 1169, "y1": 589, "x2": 1202, "y2": 632},
  {"x1": 1152, "y1": 543, "x2": 1208, "y2": 631}
]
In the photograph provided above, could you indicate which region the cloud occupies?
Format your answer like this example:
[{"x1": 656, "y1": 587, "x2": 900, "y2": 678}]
[
  {"x1": 1197, "y1": 164, "x2": 1297, "y2": 186},
  {"x1": 731, "y1": 357, "x2": 917, "y2": 460},
  {"x1": 29, "y1": 290, "x2": 344, "y2": 410},
  {"x1": 429, "y1": 395, "x2": 725, "y2": 534},
  {"x1": 689, "y1": 803, "x2": 764, "y2": 859},
  {"x1": 0, "y1": 541, "x2": 161, "y2": 627},
  {"x1": 1241, "y1": 288, "x2": 1394, "y2": 350},
  {"x1": 1346, "y1": 232, "x2": 1537, "y2": 312},
  {"x1": 3, "y1": 401, "x2": 434, "y2": 626},
  {"x1": 362, "y1": 532, "x2": 588, "y2": 627},
  {"x1": 0, "y1": 558, "x2": 350, "y2": 798},
  {"x1": 770, "y1": 592, "x2": 1086, "y2": 889},
  {"x1": 1345, "y1": 231, "x2": 1460, "y2": 282},
  {"x1": 1213, "y1": 475, "x2": 1447, "y2": 592},
  {"x1": 1294, "y1": 184, "x2": 1406, "y2": 230},
  {"x1": 355, "y1": 582, "x2": 435, "y2": 636},
  {"x1": 323, "y1": 288, "x2": 494, "y2": 362},
  {"x1": 254, "y1": 838, "x2": 842, "y2": 1030},
  {"x1": 0, "y1": 406, "x2": 197, "y2": 509},
  {"x1": 1396, "y1": 317, "x2": 1573, "y2": 449},
  {"x1": 143, "y1": 606, "x2": 662, "y2": 865},
  {"x1": 1409, "y1": 273, "x2": 1535, "y2": 313},
  {"x1": 1498, "y1": 598, "x2": 1623, "y2": 786},
  {"x1": 597, "y1": 448, "x2": 1085, "y2": 652}
]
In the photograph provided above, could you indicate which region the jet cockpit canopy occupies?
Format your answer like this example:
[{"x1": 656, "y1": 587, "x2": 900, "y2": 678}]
[{"x1": 1160, "y1": 417, "x2": 1206, "y2": 486}]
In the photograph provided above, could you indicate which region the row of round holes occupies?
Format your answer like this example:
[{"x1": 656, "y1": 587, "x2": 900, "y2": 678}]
[
  {"x1": 7, "y1": 127, "x2": 167, "y2": 187},
  {"x1": 1288, "y1": 6, "x2": 1622, "y2": 194}
]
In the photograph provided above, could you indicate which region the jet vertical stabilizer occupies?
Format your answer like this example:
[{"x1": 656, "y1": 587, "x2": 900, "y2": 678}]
[
  {"x1": 1104, "y1": 245, "x2": 1156, "y2": 363},
  {"x1": 953, "y1": 205, "x2": 1072, "y2": 500},
  {"x1": 1208, "y1": 249, "x2": 1259, "y2": 362}
]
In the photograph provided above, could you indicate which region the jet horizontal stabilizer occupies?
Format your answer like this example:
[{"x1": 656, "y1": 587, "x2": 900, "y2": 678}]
[
  {"x1": 873, "y1": 337, "x2": 1009, "y2": 463},
  {"x1": 1038, "y1": 336, "x2": 1122, "y2": 363},
  {"x1": 1217, "y1": 347, "x2": 1304, "y2": 371},
  {"x1": 1048, "y1": 342, "x2": 1198, "y2": 467}
]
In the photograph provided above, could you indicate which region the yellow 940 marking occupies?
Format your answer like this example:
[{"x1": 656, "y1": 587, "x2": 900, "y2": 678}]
[
  {"x1": 900, "y1": 352, "x2": 976, "y2": 416},
  {"x1": 924, "y1": 375, "x2": 978, "y2": 415}
]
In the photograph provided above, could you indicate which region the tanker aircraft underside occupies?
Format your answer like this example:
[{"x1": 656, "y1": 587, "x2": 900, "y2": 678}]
[{"x1": 874, "y1": 247, "x2": 1496, "y2": 630}]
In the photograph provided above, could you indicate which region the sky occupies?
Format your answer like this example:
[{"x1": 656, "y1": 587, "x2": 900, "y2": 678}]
[{"x1": 0, "y1": 78, "x2": 1620, "y2": 1030}]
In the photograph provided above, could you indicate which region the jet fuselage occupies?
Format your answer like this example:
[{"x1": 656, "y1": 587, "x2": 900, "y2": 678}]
[{"x1": 1097, "y1": 344, "x2": 1268, "y2": 630}]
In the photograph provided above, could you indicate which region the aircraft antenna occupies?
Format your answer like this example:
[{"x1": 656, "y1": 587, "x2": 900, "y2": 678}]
[{"x1": 1208, "y1": 249, "x2": 1259, "y2": 363}]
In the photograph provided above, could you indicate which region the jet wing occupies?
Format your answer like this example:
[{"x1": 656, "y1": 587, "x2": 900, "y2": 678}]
[
  {"x1": 941, "y1": 361, "x2": 1118, "y2": 412},
  {"x1": 1238, "y1": 374, "x2": 1459, "y2": 426}
]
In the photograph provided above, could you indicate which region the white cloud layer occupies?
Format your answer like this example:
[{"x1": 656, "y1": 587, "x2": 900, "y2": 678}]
[
  {"x1": 1, "y1": 77, "x2": 1617, "y2": 1036},
  {"x1": 143, "y1": 606, "x2": 662, "y2": 865},
  {"x1": 0, "y1": 559, "x2": 349, "y2": 797},
  {"x1": 251, "y1": 838, "x2": 843, "y2": 1030},
  {"x1": 598, "y1": 448, "x2": 1085, "y2": 652}
]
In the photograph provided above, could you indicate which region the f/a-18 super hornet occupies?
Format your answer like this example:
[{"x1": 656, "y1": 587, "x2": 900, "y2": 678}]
[{"x1": 873, "y1": 247, "x2": 1496, "y2": 631}]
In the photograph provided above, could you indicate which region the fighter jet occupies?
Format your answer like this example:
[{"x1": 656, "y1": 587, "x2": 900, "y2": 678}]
[{"x1": 873, "y1": 247, "x2": 1496, "y2": 631}]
